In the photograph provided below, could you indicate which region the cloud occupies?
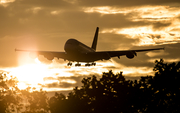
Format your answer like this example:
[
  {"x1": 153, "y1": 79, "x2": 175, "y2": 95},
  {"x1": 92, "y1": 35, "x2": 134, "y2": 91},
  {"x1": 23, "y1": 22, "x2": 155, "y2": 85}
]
[
  {"x1": 146, "y1": 51, "x2": 169, "y2": 57},
  {"x1": 152, "y1": 22, "x2": 172, "y2": 30},
  {"x1": 77, "y1": 0, "x2": 180, "y2": 7},
  {"x1": 15, "y1": 0, "x2": 71, "y2": 8}
]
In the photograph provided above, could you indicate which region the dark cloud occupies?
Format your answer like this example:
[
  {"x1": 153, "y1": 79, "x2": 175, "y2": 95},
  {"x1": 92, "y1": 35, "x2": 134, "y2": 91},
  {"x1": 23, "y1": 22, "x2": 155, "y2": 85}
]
[
  {"x1": 97, "y1": 33, "x2": 137, "y2": 51},
  {"x1": 161, "y1": 43, "x2": 180, "y2": 59},
  {"x1": 147, "y1": 34, "x2": 161, "y2": 39},
  {"x1": 77, "y1": 0, "x2": 180, "y2": 7},
  {"x1": 113, "y1": 45, "x2": 165, "y2": 67},
  {"x1": 115, "y1": 43, "x2": 180, "y2": 68},
  {"x1": 152, "y1": 22, "x2": 172, "y2": 30},
  {"x1": 43, "y1": 74, "x2": 101, "y2": 88},
  {"x1": 13, "y1": 0, "x2": 72, "y2": 8}
]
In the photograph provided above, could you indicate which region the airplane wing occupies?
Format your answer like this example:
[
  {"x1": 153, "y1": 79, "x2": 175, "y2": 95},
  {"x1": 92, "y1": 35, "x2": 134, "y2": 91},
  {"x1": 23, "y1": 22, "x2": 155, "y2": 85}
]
[
  {"x1": 96, "y1": 47, "x2": 164, "y2": 59},
  {"x1": 15, "y1": 47, "x2": 164, "y2": 62},
  {"x1": 15, "y1": 49, "x2": 67, "y2": 60}
]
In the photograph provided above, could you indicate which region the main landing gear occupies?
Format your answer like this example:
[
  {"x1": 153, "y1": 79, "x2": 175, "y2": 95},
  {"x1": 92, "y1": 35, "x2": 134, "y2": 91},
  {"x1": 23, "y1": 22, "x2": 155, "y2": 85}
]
[
  {"x1": 85, "y1": 62, "x2": 96, "y2": 66},
  {"x1": 91, "y1": 62, "x2": 96, "y2": 66},
  {"x1": 67, "y1": 62, "x2": 72, "y2": 66},
  {"x1": 67, "y1": 62, "x2": 96, "y2": 67},
  {"x1": 75, "y1": 63, "x2": 81, "y2": 67}
]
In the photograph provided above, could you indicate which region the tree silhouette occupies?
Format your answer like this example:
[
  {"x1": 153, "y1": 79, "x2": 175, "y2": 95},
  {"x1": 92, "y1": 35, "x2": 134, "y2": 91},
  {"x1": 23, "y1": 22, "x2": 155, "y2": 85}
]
[
  {"x1": 49, "y1": 71, "x2": 142, "y2": 113},
  {"x1": 21, "y1": 88, "x2": 49, "y2": 113},
  {"x1": 142, "y1": 59, "x2": 180, "y2": 112},
  {"x1": 0, "y1": 72, "x2": 49, "y2": 113},
  {"x1": 49, "y1": 59, "x2": 180, "y2": 113},
  {"x1": 0, "y1": 72, "x2": 22, "y2": 113}
]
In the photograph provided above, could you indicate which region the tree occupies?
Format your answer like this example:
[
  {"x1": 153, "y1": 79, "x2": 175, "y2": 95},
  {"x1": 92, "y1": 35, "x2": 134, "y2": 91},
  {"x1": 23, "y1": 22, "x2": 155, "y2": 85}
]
[
  {"x1": 0, "y1": 72, "x2": 23, "y2": 113},
  {"x1": 0, "y1": 72, "x2": 50, "y2": 113},
  {"x1": 21, "y1": 88, "x2": 49, "y2": 113},
  {"x1": 49, "y1": 59, "x2": 180, "y2": 113},
  {"x1": 143, "y1": 59, "x2": 180, "y2": 112},
  {"x1": 49, "y1": 71, "x2": 142, "y2": 113}
]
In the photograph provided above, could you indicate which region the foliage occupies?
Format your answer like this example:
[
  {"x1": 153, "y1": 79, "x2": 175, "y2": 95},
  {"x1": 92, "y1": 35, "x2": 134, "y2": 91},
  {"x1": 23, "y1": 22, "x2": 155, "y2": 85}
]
[
  {"x1": 0, "y1": 73, "x2": 49, "y2": 113},
  {"x1": 0, "y1": 72, "x2": 22, "y2": 113},
  {"x1": 21, "y1": 88, "x2": 49, "y2": 113},
  {"x1": 49, "y1": 59, "x2": 180, "y2": 113}
]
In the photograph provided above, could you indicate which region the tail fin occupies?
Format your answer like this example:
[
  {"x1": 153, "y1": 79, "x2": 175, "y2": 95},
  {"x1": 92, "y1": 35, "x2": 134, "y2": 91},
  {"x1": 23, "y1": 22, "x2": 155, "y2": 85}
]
[{"x1": 91, "y1": 27, "x2": 99, "y2": 51}]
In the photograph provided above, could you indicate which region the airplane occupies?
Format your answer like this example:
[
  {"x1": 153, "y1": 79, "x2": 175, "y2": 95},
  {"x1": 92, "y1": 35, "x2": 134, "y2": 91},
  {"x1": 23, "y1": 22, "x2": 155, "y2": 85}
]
[{"x1": 15, "y1": 27, "x2": 164, "y2": 67}]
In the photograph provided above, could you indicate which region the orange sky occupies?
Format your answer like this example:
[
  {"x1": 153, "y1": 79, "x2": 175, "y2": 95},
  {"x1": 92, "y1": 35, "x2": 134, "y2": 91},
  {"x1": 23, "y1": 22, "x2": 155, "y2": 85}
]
[{"x1": 0, "y1": 0, "x2": 180, "y2": 92}]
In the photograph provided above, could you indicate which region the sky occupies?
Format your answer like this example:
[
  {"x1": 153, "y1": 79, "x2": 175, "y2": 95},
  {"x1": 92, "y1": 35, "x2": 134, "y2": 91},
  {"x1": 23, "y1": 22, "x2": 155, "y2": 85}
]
[{"x1": 0, "y1": 0, "x2": 180, "y2": 94}]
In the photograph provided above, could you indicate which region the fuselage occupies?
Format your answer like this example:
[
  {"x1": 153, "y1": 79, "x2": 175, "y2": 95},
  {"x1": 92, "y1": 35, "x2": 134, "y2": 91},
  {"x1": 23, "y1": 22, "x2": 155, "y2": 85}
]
[
  {"x1": 64, "y1": 39, "x2": 109, "y2": 62},
  {"x1": 64, "y1": 39, "x2": 95, "y2": 54}
]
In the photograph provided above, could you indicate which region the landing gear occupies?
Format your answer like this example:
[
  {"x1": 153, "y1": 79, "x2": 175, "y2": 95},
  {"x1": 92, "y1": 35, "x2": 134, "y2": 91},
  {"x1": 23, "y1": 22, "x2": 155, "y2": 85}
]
[
  {"x1": 75, "y1": 63, "x2": 81, "y2": 67},
  {"x1": 67, "y1": 62, "x2": 72, "y2": 66},
  {"x1": 91, "y1": 62, "x2": 96, "y2": 66},
  {"x1": 67, "y1": 62, "x2": 96, "y2": 67},
  {"x1": 85, "y1": 63, "x2": 91, "y2": 66},
  {"x1": 85, "y1": 62, "x2": 96, "y2": 66}
]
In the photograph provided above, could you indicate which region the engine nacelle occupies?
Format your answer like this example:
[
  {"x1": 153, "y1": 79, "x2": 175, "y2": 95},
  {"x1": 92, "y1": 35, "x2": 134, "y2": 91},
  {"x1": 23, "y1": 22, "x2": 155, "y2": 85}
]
[
  {"x1": 126, "y1": 53, "x2": 135, "y2": 59},
  {"x1": 29, "y1": 52, "x2": 38, "y2": 59},
  {"x1": 45, "y1": 55, "x2": 54, "y2": 60}
]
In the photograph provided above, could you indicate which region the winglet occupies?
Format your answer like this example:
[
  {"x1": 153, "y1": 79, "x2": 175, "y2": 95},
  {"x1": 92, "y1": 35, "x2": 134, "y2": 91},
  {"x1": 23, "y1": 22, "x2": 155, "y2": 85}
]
[{"x1": 91, "y1": 27, "x2": 99, "y2": 51}]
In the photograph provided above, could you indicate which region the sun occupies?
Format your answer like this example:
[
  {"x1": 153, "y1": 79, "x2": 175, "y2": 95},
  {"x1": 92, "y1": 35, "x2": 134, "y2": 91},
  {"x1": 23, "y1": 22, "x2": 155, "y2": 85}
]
[
  {"x1": 9, "y1": 58, "x2": 49, "y2": 89},
  {"x1": 7, "y1": 57, "x2": 75, "y2": 91}
]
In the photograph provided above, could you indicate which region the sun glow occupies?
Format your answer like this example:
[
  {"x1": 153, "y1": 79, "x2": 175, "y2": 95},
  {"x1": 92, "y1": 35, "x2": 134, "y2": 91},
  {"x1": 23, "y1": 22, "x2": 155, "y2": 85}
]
[
  {"x1": 5, "y1": 55, "x2": 116, "y2": 91},
  {"x1": 0, "y1": 0, "x2": 15, "y2": 6},
  {"x1": 9, "y1": 61, "x2": 49, "y2": 90},
  {"x1": 4, "y1": 53, "x2": 155, "y2": 92},
  {"x1": 0, "y1": 0, "x2": 15, "y2": 3}
]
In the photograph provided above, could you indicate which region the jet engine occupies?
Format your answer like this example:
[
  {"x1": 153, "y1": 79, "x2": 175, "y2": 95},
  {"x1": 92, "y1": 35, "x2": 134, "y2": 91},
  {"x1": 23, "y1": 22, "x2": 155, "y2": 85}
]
[
  {"x1": 126, "y1": 52, "x2": 137, "y2": 59},
  {"x1": 45, "y1": 55, "x2": 54, "y2": 60}
]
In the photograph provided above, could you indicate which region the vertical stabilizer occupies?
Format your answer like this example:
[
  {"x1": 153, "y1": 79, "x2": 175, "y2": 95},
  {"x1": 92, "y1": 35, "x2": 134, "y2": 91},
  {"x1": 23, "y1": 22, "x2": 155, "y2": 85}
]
[{"x1": 91, "y1": 27, "x2": 99, "y2": 51}]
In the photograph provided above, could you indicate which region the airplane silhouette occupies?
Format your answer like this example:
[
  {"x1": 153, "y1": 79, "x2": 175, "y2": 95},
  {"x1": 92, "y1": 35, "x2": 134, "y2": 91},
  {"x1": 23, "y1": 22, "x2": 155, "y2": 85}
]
[{"x1": 15, "y1": 27, "x2": 164, "y2": 66}]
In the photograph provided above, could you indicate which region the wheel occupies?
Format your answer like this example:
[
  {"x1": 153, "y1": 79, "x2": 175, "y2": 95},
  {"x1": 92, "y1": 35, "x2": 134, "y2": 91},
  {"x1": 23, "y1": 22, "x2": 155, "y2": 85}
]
[
  {"x1": 92, "y1": 63, "x2": 96, "y2": 66},
  {"x1": 85, "y1": 64, "x2": 90, "y2": 66},
  {"x1": 75, "y1": 64, "x2": 81, "y2": 67},
  {"x1": 67, "y1": 62, "x2": 72, "y2": 66}
]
